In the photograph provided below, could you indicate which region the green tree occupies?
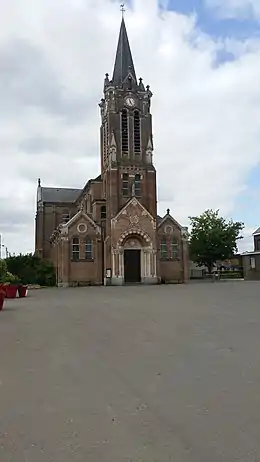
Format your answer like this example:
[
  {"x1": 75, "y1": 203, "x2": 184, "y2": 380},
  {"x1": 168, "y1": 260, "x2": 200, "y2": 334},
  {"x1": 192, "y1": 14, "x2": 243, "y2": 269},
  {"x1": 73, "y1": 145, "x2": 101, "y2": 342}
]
[
  {"x1": 5, "y1": 254, "x2": 56, "y2": 286},
  {"x1": 189, "y1": 209, "x2": 244, "y2": 273},
  {"x1": 0, "y1": 259, "x2": 7, "y2": 283}
]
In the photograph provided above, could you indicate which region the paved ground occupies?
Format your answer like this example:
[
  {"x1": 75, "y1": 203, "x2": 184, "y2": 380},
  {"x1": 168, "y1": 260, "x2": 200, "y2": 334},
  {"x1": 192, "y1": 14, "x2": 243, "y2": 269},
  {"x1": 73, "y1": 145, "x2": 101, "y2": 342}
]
[{"x1": 1, "y1": 282, "x2": 260, "y2": 462}]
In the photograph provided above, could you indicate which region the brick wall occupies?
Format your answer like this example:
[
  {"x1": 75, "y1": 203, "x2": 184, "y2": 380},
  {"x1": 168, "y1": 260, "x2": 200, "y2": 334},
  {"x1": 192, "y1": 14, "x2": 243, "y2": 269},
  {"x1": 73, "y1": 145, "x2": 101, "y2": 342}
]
[
  {"x1": 55, "y1": 213, "x2": 102, "y2": 286},
  {"x1": 254, "y1": 236, "x2": 260, "y2": 251},
  {"x1": 157, "y1": 217, "x2": 187, "y2": 283},
  {"x1": 243, "y1": 254, "x2": 260, "y2": 280}
]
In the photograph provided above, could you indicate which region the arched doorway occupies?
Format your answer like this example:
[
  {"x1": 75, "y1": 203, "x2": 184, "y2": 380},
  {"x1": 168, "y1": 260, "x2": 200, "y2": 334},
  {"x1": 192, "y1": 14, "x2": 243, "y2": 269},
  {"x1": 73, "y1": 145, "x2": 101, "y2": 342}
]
[
  {"x1": 123, "y1": 237, "x2": 142, "y2": 284},
  {"x1": 111, "y1": 229, "x2": 157, "y2": 285}
]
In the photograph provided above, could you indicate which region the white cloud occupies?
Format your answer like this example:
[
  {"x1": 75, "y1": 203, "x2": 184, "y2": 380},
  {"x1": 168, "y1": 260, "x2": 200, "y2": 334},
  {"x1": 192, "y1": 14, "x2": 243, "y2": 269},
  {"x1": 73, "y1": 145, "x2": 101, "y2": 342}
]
[
  {"x1": 205, "y1": 0, "x2": 260, "y2": 20},
  {"x1": 238, "y1": 227, "x2": 255, "y2": 253},
  {"x1": 0, "y1": 0, "x2": 260, "y2": 255}
]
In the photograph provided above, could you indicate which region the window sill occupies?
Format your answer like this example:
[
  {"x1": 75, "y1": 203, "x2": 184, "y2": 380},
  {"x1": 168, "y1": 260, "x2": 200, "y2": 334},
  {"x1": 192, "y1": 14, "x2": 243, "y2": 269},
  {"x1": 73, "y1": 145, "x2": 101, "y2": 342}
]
[
  {"x1": 160, "y1": 258, "x2": 180, "y2": 262},
  {"x1": 71, "y1": 259, "x2": 94, "y2": 262}
]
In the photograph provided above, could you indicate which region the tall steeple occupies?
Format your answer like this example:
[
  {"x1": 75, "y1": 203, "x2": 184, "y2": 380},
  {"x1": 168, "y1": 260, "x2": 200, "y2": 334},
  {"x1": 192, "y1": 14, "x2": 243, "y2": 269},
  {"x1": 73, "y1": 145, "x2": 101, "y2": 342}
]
[
  {"x1": 112, "y1": 17, "x2": 137, "y2": 87},
  {"x1": 100, "y1": 10, "x2": 156, "y2": 222}
]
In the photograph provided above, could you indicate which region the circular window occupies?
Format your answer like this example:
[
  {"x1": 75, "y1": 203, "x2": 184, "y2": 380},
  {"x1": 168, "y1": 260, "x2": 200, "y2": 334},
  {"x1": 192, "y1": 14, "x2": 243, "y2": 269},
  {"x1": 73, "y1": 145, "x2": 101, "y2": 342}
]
[
  {"x1": 165, "y1": 225, "x2": 173, "y2": 234},
  {"x1": 77, "y1": 223, "x2": 88, "y2": 233}
]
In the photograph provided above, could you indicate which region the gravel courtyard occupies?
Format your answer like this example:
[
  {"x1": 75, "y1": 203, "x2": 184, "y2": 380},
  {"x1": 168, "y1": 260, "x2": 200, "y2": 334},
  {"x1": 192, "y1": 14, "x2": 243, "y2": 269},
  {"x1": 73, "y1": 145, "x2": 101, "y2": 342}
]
[{"x1": 0, "y1": 282, "x2": 260, "y2": 462}]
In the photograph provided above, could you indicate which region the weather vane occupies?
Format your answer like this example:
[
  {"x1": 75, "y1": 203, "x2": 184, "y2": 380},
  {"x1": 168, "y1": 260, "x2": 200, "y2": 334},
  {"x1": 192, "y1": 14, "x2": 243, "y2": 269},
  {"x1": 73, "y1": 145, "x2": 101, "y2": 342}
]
[{"x1": 120, "y1": 3, "x2": 125, "y2": 17}]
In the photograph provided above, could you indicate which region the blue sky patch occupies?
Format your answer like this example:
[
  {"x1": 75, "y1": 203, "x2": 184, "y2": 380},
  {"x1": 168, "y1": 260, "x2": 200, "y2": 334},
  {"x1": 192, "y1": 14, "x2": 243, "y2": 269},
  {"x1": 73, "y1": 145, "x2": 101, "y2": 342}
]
[{"x1": 164, "y1": 0, "x2": 260, "y2": 40}]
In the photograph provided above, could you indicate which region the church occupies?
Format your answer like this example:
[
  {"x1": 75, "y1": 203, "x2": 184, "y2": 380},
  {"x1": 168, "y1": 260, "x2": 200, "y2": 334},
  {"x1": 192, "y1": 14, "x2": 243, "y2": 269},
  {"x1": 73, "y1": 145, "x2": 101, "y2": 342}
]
[{"x1": 35, "y1": 17, "x2": 189, "y2": 286}]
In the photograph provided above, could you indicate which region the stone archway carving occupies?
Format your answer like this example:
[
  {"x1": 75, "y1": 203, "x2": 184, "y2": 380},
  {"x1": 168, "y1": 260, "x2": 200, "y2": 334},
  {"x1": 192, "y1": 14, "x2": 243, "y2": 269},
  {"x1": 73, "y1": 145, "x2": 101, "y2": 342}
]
[
  {"x1": 112, "y1": 229, "x2": 156, "y2": 282},
  {"x1": 123, "y1": 237, "x2": 142, "y2": 249},
  {"x1": 118, "y1": 228, "x2": 152, "y2": 248}
]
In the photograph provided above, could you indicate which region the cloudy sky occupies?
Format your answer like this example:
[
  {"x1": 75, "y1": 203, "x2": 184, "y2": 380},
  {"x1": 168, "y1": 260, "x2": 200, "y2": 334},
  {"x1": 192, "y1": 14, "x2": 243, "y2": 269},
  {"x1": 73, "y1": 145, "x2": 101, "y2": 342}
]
[{"x1": 0, "y1": 0, "x2": 260, "y2": 256}]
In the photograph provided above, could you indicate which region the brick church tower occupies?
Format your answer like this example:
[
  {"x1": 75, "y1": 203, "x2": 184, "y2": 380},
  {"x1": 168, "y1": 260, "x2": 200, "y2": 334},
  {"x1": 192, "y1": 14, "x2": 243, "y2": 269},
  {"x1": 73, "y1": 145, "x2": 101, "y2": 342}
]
[
  {"x1": 100, "y1": 18, "x2": 156, "y2": 217},
  {"x1": 100, "y1": 17, "x2": 158, "y2": 284},
  {"x1": 35, "y1": 16, "x2": 189, "y2": 287}
]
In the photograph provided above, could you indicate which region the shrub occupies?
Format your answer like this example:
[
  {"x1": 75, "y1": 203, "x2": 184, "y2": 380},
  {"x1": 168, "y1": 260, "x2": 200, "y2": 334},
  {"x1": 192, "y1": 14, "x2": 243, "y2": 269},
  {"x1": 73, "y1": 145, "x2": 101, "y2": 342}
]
[
  {"x1": 220, "y1": 271, "x2": 242, "y2": 279},
  {"x1": 0, "y1": 260, "x2": 7, "y2": 283},
  {"x1": 5, "y1": 271, "x2": 21, "y2": 285},
  {"x1": 5, "y1": 254, "x2": 56, "y2": 287}
]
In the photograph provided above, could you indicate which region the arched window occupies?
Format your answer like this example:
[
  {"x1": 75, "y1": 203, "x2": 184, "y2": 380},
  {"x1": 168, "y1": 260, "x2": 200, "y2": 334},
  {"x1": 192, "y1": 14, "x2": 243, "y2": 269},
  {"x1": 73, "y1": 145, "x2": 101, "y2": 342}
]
[
  {"x1": 72, "y1": 237, "x2": 80, "y2": 260},
  {"x1": 171, "y1": 238, "x2": 179, "y2": 259},
  {"x1": 103, "y1": 124, "x2": 106, "y2": 162},
  {"x1": 134, "y1": 173, "x2": 141, "y2": 197},
  {"x1": 160, "y1": 237, "x2": 167, "y2": 260},
  {"x1": 106, "y1": 121, "x2": 109, "y2": 159},
  {"x1": 103, "y1": 121, "x2": 109, "y2": 163},
  {"x1": 134, "y1": 111, "x2": 141, "y2": 154},
  {"x1": 85, "y1": 238, "x2": 93, "y2": 261},
  {"x1": 101, "y1": 205, "x2": 106, "y2": 220},
  {"x1": 122, "y1": 173, "x2": 129, "y2": 197},
  {"x1": 121, "y1": 110, "x2": 129, "y2": 153}
]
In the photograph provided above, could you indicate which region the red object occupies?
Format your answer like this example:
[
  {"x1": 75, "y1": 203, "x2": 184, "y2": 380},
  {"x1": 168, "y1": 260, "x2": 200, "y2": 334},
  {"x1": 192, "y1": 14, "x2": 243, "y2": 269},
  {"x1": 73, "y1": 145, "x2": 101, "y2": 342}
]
[
  {"x1": 18, "y1": 286, "x2": 28, "y2": 298},
  {"x1": 5, "y1": 285, "x2": 19, "y2": 299},
  {"x1": 0, "y1": 294, "x2": 4, "y2": 311},
  {"x1": 0, "y1": 285, "x2": 6, "y2": 311}
]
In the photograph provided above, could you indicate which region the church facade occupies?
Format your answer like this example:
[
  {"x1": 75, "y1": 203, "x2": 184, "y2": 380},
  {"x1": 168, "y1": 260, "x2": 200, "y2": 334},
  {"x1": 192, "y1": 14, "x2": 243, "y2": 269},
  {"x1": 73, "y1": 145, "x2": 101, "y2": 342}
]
[{"x1": 35, "y1": 18, "x2": 189, "y2": 286}]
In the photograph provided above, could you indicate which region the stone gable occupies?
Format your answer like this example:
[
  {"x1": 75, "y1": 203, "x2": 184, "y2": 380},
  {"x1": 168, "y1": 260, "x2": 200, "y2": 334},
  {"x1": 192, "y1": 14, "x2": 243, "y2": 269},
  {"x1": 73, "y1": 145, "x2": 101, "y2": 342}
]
[
  {"x1": 111, "y1": 197, "x2": 156, "y2": 249},
  {"x1": 64, "y1": 211, "x2": 101, "y2": 240},
  {"x1": 157, "y1": 216, "x2": 182, "y2": 240}
]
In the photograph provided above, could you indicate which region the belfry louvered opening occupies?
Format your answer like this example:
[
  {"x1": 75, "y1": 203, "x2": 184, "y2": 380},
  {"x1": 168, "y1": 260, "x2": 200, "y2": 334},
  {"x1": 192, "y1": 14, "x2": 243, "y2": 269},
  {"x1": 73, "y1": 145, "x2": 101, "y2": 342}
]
[
  {"x1": 134, "y1": 111, "x2": 141, "y2": 155},
  {"x1": 121, "y1": 110, "x2": 129, "y2": 154}
]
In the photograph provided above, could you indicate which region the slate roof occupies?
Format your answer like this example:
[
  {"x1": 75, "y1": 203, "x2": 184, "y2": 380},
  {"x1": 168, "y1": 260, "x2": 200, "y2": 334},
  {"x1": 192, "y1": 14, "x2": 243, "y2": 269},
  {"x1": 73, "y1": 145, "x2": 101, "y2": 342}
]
[
  {"x1": 112, "y1": 17, "x2": 137, "y2": 87},
  {"x1": 41, "y1": 187, "x2": 82, "y2": 203},
  {"x1": 253, "y1": 227, "x2": 260, "y2": 235},
  {"x1": 74, "y1": 175, "x2": 102, "y2": 203}
]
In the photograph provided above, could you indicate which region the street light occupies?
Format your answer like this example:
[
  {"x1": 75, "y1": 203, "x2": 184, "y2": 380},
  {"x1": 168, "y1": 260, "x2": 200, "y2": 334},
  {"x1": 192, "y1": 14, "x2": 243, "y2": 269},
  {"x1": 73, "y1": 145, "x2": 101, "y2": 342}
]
[{"x1": 0, "y1": 234, "x2": 8, "y2": 259}]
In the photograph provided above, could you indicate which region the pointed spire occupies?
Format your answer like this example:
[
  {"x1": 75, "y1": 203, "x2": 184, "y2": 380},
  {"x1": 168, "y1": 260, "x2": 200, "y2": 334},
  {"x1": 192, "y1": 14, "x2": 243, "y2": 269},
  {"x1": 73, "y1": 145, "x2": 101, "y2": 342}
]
[
  {"x1": 145, "y1": 137, "x2": 153, "y2": 164},
  {"x1": 112, "y1": 17, "x2": 137, "y2": 87},
  {"x1": 138, "y1": 77, "x2": 145, "y2": 91},
  {"x1": 110, "y1": 132, "x2": 117, "y2": 148},
  {"x1": 104, "y1": 73, "x2": 110, "y2": 90},
  {"x1": 147, "y1": 137, "x2": 153, "y2": 151}
]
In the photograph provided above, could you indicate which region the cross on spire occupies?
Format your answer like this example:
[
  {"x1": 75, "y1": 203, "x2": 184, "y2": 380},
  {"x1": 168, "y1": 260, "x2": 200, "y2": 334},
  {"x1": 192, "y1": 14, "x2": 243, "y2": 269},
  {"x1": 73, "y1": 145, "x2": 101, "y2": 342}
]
[{"x1": 120, "y1": 3, "x2": 125, "y2": 17}]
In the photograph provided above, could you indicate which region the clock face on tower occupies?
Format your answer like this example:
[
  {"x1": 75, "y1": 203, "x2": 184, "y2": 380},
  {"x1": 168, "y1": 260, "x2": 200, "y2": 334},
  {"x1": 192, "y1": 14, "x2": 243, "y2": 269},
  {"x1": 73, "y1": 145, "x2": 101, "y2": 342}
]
[{"x1": 125, "y1": 96, "x2": 136, "y2": 108}]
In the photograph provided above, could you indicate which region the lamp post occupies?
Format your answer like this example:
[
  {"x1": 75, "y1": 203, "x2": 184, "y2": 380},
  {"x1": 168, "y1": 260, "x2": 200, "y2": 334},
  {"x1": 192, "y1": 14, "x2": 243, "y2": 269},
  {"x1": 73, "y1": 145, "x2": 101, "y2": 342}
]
[
  {"x1": 101, "y1": 221, "x2": 105, "y2": 286},
  {"x1": 1, "y1": 245, "x2": 6, "y2": 260},
  {"x1": 0, "y1": 234, "x2": 8, "y2": 259}
]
